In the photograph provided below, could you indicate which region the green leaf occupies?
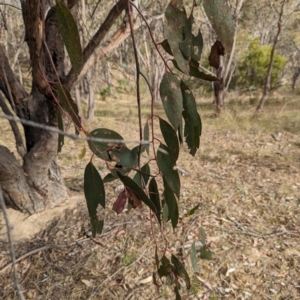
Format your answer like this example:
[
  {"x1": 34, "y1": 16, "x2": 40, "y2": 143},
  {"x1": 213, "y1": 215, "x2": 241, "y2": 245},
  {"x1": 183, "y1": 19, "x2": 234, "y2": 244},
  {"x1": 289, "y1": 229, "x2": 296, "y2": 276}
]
[
  {"x1": 171, "y1": 199, "x2": 179, "y2": 229},
  {"x1": 159, "y1": 117, "x2": 179, "y2": 162},
  {"x1": 189, "y1": 63, "x2": 218, "y2": 81},
  {"x1": 56, "y1": 0, "x2": 82, "y2": 75},
  {"x1": 90, "y1": 216, "x2": 104, "y2": 237},
  {"x1": 160, "y1": 73, "x2": 183, "y2": 130},
  {"x1": 163, "y1": 203, "x2": 169, "y2": 222},
  {"x1": 179, "y1": 15, "x2": 193, "y2": 61},
  {"x1": 131, "y1": 145, "x2": 145, "y2": 164},
  {"x1": 200, "y1": 246, "x2": 212, "y2": 260},
  {"x1": 117, "y1": 172, "x2": 157, "y2": 214},
  {"x1": 171, "y1": 254, "x2": 191, "y2": 289},
  {"x1": 103, "y1": 172, "x2": 117, "y2": 183},
  {"x1": 181, "y1": 81, "x2": 202, "y2": 156},
  {"x1": 144, "y1": 121, "x2": 150, "y2": 155},
  {"x1": 190, "y1": 242, "x2": 200, "y2": 272},
  {"x1": 159, "y1": 39, "x2": 173, "y2": 56},
  {"x1": 57, "y1": 108, "x2": 64, "y2": 153},
  {"x1": 88, "y1": 129, "x2": 136, "y2": 170},
  {"x1": 133, "y1": 164, "x2": 151, "y2": 187},
  {"x1": 163, "y1": 178, "x2": 179, "y2": 229},
  {"x1": 191, "y1": 30, "x2": 203, "y2": 62},
  {"x1": 164, "y1": 1, "x2": 189, "y2": 74},
  {"x1": 157, "y1": 144, "x2": 180, "y2": 199},
  {"x1": 88, "y1": 128, "x2": 123, "y2": 160},
  {"x1": 84, "y1": 162, "x2": 105, "y2": 237},
  {"x1": 163, "y1": 177, "x2": 175, "y2": 221},
  {"x1": 149, "y1": 178, "x2": 161, "y2": 224},
  {"x1": 174, "y1": 285, "x2": 182, "y2": 300},
  {"x1": 185, "y1": 204, "x2": 200, "y2": 217},
  {"x1": 202, "y1": 0, "x2": 235, "y2": 53},
  {"x1": 57, "y1": 85, "x2": 81, "y2": 134},
  {"x1": 172, "y1": 60, "x2": 217, "y2": 81}
]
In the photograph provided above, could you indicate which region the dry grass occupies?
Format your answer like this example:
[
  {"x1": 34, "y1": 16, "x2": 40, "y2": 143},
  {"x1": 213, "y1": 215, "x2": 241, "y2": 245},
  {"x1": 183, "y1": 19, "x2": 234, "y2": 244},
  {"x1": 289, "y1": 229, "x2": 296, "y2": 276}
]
[{"x1": 0, "y1": 91, "x2": 300, "y2": 300}]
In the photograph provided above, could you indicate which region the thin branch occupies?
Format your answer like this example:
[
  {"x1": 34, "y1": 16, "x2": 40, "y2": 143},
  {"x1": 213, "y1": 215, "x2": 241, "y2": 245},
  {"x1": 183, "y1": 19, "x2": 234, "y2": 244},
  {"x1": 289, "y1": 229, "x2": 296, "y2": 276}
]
[
  {"x1": 128, "y1": 0, "x2": 142, "y2": 169},
  {"x1": 65, "y1": 0, "x2": 127, "y2": 89},
  {"x1": 0, "y1": 188, "x2": 25, "y2": 300},
  {"x1": 0, "y1": 3, "x2": 21, "y2": 10},
  {"x1": 0, "y1": 93, "x2": 26, "y2": 157}
]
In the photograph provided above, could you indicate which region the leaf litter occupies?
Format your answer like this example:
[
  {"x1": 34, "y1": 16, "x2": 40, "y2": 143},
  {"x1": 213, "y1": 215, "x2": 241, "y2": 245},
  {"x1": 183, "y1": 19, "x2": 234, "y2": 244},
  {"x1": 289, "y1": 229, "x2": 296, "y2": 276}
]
[{"x1": 0, "y1": 95, "x2": 299, "y2": 299}]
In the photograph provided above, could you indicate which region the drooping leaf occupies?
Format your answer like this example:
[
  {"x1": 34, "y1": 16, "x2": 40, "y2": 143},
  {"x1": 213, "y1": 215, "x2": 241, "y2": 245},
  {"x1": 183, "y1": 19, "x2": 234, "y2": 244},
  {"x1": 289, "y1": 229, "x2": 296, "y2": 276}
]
[
  {"x1": 181, "y1": 81, "x2": 202, "y2": 156},
  {"x1": 179, "y1": 15, "x2": 193, "y2": 61},
  {"x1": 158, "y1": 264, "x2": 171, "y2": 278},
  {"x1": 189, "y1": 62, "x2": 218, "y2": 81},
  {"x1": 88, "y1": 129, "x2": 137, "y2": 170},
  {"x1": 171, "y1": 254, "x2": 191, "y2": 289},
  {"x1": 113, "y1": 189, "x2": 127, "y2": 214},
  {"x1": 88, "y1": 128, "x2": 123, "y2": 161},
  {"x1": 202, "y1": 0, "x2": 235, "y2": 53},
  {"x1": 171, "y1": 198, "x2": 179, "y2": 229},
  {"x1": 185, "y1": 204, "x2": 200, "y2": 217},
  {"x1": 164, "y1": 0, "x2": 189, "y2": 74},
  {"x1": 163, "y1": 177, "x2": 179, "y2": 229},
  {"x1": 117, "y1": 172, "x2": 156, "y2": 213},
  {"x1": 57, "y1": 85, "x2": 81, "y2": 134},
  {"x1": 163, "y1": 203, "x2": 169, "y2": 222},
  {"x1": 149, "y1": 178, "x2": 161, "y2": 224},
  {"x1": 144, "y1": 121, "x2": 150, "y2": 155},
  {"x1": 103, "y1": 172, "x2": 117, "y2": 183},
  {"x1": 55, "y1": 0, "x2": 82, "y2": 75},
  {"x1": 157, "y1": 144, "x2": 180, "y2": 199},
  {"x1": 133, "y1": 164, "x2": 151, "y2": 187},
  {"x1": 84, "y1": 162, "x2": 105, "y2": 237},
  {"x1": 57, "y1": 108, "x2": 64, "y2": 153},
  {"x1": 163, "y1": 177, "x2": 175, "y2": 221},
  {"x1": 200, "y1": 246, "x2": 212, "y2": 260},
  {"x1": 190, "y1": 242, "x2": 200, "y2": 272},
  {"x1": 90, "y1": 215, "x2": 104, "y2": 237},
  {"x1": 78, "y1": 146, "x2": 86, "y2": 159},
  {"x1": 160, "y1": 73, "x2": 183, "y2": 131},
  {"x1": 191, "y1": 30, "x2": 203, "y2": 62},
  {"x1": 173, "y1": 60, "x2": 217, "y2": 81},
  {"x1": 174, "y1": 285, "x2": 182, "y2": 300},
  {"x1": 159, "y1": 117, "x2": 179, "y2": 162},
  {"x1": 158, "y1": 255, "x2": 173, "y2": 278},
  {"x1": 84, "y1": 162, "x2": 105, "y2": 211},
  {"x1": 159, "y1": 39, "x2": 173, "y2": 56}
]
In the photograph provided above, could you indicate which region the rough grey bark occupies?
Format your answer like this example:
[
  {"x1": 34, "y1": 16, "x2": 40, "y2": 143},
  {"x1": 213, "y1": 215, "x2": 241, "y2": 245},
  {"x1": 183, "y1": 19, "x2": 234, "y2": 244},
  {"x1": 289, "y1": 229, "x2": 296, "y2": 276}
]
[{"x1": 0, "y1": 0, "x2": 129, "y2": 213}]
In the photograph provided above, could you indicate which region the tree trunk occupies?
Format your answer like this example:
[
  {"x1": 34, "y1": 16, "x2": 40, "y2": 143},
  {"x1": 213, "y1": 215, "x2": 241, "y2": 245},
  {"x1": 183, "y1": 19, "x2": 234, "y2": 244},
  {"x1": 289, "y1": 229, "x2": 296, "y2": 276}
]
[
  {"x1": 255, "y1": 0, "x2": 286, "y2": 114},
  {"x1": 0, "y1": 5, "x2": 68, "y2": 213},
  {"x1": 0, "y1": 0, "x2": 129, "y2": 213},
  {"x1": 212, "y1": 56, "x2": 225, "y2": 114}
]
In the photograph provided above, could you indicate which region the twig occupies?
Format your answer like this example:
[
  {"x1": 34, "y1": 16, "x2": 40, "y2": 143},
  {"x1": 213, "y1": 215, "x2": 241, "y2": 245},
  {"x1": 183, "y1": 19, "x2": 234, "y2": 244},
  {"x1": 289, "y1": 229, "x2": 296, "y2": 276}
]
[
  {"x1": 88, "y1": 249, "x2": 147, "y2": 300},
  {"x1": 128, "y1": 0, "x2": 142, "y2": 169},
  {"x1": 0, "y1": 244, "x2": 67, "y2": 274},
  {"x1": 0, "y1": 188, "x2": 25, "y2": 300}
]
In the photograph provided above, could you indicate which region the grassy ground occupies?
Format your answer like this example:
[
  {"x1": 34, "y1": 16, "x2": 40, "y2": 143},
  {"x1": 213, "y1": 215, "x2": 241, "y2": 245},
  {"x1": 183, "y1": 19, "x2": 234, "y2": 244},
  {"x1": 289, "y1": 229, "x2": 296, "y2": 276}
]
[{"x1": 0, "y1": 90, "x2": 300, "y2": 300}]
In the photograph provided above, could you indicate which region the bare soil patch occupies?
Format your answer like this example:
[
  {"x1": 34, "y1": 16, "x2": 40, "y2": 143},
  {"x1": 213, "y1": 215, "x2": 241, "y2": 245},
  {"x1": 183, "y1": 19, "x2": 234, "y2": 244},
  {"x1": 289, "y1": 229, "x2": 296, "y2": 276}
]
[{"x1": 0, "y1": 94, "x2": 299, "y2": 299}]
